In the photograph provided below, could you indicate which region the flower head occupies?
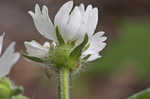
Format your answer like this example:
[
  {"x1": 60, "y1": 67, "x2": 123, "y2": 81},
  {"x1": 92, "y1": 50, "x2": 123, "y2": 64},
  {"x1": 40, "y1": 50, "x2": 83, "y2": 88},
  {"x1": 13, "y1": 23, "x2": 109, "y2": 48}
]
[
  {"x1": 24, "y1": 1, "x2": 107, "y2": 71},
  {"x1": 0, "y1": 33, "x2": 20, "y2": 77}
]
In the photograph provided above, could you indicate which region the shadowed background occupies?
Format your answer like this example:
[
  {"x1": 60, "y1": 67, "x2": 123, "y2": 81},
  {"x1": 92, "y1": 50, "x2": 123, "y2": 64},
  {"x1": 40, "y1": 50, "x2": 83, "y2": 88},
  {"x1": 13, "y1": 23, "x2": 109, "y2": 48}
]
[{"x1": 0, "y1": 0, "x2": 150, "y2": 99}]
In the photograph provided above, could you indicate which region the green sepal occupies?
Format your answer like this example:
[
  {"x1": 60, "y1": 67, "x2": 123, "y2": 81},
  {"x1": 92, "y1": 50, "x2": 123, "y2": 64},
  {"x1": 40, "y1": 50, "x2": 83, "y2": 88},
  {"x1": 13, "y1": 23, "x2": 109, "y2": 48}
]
[
  {"x1": 128, "y1": 88, "x2": 150, "y2": 99},
  {"x1": 70, "y1": 34, "x2": 88, "y2": 60},
  {"x1": 21, "y1": 52, "x2": 45, "y2": 63},
  {"x1": 56, "y1": 26, "x2": 65, "y2": 45}
]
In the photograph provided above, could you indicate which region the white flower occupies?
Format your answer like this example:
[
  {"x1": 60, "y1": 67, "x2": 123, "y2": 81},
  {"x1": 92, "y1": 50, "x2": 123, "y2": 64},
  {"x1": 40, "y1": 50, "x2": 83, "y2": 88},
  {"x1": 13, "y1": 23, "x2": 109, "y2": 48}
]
[
  {"x1": 0, "y1": 33, "x2": 20, "y2": 77},
  {"x1": 26, "y1": 1, "x2": 106, "y2": 63}
]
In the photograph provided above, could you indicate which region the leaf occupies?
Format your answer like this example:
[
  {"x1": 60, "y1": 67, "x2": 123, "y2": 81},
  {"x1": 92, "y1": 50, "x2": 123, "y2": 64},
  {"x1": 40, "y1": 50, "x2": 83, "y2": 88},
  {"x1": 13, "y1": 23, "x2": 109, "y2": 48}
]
[
  {"x1": 70, "y1": 34, "x2": 88, "y2": 60},
  {"x1": 56, "y1": 26, "x2": 65, "y2": 45},
  {"x1": 128, "y1": 88, "x2": 150, "y2": 99}
]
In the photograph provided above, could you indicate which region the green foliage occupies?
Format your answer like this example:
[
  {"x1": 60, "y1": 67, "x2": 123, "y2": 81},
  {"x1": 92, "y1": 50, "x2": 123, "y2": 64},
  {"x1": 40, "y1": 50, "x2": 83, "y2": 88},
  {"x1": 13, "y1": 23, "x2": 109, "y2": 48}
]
[
  {"x1": 91, "y1": 20, "x2": 150, "y2": 77},
  {"x1": 128, "y1": 88, "x2": 150, "y2": 99}
]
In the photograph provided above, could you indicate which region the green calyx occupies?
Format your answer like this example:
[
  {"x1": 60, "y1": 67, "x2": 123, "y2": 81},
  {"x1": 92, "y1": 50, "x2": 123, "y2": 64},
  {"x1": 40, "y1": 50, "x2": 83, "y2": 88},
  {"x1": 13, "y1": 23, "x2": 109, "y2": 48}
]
[
  {"x1": 48, "y1": 27, "x2": 89, "y2": 71},
  {"x1": 0, "y1": 77, "x2": 24, "y2": 99},
  {"x1": 49, "y1": 44, "x2": 74, "y2": 70}
]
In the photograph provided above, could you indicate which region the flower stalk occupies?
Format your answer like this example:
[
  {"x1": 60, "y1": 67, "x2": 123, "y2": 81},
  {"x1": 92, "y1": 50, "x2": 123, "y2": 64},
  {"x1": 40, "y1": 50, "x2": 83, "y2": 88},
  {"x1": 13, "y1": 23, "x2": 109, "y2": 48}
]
[{"x1": 58, "y1": 67, "x2": 70, "y2": 99}]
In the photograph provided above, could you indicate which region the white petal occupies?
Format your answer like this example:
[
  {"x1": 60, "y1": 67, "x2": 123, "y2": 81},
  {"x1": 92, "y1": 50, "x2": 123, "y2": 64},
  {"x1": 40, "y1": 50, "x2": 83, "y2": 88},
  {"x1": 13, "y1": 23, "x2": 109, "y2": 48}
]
[
  {"x1": 62, "y1": 7, "x2": 81, "y2": 41},
  {"x1": 86, "y1": 54, "x2": 101, "y2": 62},
  {"x1": 75, "y1": 5, "x2": 99, "y2": 45},
  {"x1": 79, "y1": 4, "x2": 85, "y2": 14},
  {"x1": 0, "y1": 33, "x2": 5, "y2": 55},
  {"x1": 54, "y1": 1, "x2": 73, "y2": 28},
  {"x1": 24, "y1": 40, "x2": 49, "y2": 58},
  {"x1": 82, "y1": 31, "x2": 107, "y2": 58},
  {"x1": 28, "y1": 4, "x2": 57, "y2": 42},
  {"x1": 54, "y1": 1, "x2": 82, "y2": 41},
  {"x1": 35, "y1": 4, "x2": 41, "y2": 15},
  {"x1": 86, "y1": 7, "x2": 98, "y2": 37},
  {"x1": 0, "y1": 42, "x2": 20, "y2": 77}
]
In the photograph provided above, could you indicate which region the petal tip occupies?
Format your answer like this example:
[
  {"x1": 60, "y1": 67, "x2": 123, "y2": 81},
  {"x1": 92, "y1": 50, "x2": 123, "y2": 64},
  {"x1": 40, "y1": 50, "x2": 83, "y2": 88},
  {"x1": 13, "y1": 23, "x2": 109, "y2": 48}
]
[
  {"x1": 63, "y1": 0, "x2": 73, "y2": 8},
  {"x1": 35, "y1": 3, "x2": 40, "y2": 8},
  {"x1": 68, "y1": 0, "x2": 73, "y2": 4},
  {"x1": 28, "y1": 11, "x2": 35, "y2": 17},
  {"x1": 42, "y1": 5, "x2": 49, "y2": 15}
]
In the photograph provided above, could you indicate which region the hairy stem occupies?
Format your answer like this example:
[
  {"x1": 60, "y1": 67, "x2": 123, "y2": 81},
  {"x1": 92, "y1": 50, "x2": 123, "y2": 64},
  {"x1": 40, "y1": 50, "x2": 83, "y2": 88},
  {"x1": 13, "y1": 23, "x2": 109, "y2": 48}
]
[{"x1": 58, "y1": 68, "x2": 70, "y2": 99}]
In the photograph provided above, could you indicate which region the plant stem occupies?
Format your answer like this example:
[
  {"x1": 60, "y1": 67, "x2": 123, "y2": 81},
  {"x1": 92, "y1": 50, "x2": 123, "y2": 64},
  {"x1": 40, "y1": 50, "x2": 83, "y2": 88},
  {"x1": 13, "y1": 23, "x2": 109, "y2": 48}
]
[{"x1": 58, "y1": 67, "x2": 70, "y2": 99}]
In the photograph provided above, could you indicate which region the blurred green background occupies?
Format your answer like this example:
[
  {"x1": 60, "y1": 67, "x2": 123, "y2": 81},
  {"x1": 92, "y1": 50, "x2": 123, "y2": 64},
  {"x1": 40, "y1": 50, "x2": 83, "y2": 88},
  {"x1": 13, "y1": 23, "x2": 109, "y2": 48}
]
[{"x1": 0, "y1": 0, "x2": 150, "y2": 99}]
